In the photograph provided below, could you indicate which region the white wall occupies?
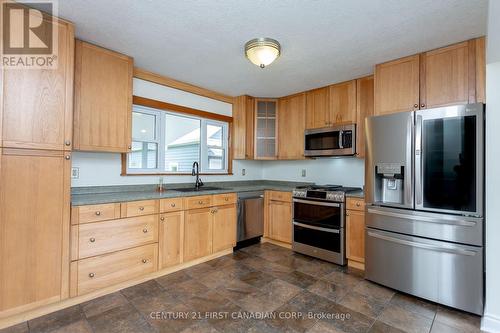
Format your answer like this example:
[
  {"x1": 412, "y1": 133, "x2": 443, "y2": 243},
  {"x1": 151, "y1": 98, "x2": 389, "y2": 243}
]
[
  {"x1": 71, "y1": 152, "x2": 263, "y2": 187},
  {"x1": 482, "y1": 1, "x2": 500, "y2": 332},
  {"x1": 262, "y1": 158, "x2": 365, "y2": 188}
]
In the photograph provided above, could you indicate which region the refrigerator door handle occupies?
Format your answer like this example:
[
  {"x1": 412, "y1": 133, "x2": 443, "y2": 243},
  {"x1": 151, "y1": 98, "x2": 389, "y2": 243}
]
[
  {"x1": 404, "y1": 112, "x2": 414, "y2": 208},
  {"x1": 415, "y1": 114, "x2": 423, "y2": 207},
  {"x1": 367, "y1": 207, "x2": 478, "y2": 227},
  {"x1": 367, "y1": 230, "x2": 477, "y2": 256}
]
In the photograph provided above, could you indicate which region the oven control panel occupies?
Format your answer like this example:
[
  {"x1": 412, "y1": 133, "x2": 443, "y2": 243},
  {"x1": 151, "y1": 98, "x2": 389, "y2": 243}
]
[
  {"x1": 292, "y1": 189, "x2": 345, "y2": 203},
  {"x1": 326, "y1": 191, "x2": 345, "y2": 202},
  {"x1": 292, "y1": 189, "x2": 307, "y2": 198}
]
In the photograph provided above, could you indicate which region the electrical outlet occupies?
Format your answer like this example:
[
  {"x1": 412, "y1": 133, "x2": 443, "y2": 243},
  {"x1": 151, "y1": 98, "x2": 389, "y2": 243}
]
[
  {"x1": 242, "y1": 168, "x2": 246, "y2": 176},
  {"x1": 301, "y1": 169, "x2": 306, "y2": 177},
  {"x1": 71, "y1": 167, "x2": 79, "y2": 179}
]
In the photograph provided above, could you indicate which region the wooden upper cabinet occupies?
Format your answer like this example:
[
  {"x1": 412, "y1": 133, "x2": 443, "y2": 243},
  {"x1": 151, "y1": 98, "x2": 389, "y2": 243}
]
[
  {"x1": 355, "y1": 76, "x2": 374, "y2": 158},
  {"x1": 0, "y1": 148, "x2": 70, "y2": 315},
  {"x1": 278, "y1": 93, "x2": 306, "y2": 160},
  {"x1": 232, "y1": 95, "x2": 255, "y2": 160},
  {"x1": 375, "y1": 54, "x2": 420, "y2": 116},
  {"x1": 254, "y1": 99, "x2": 278, "y2": 160},
  {"x1": 1, "y1": 19, "x2": 74, "y2": 150},
  {"x1": 329, "y1": 80, "x2": 357, "y2": 124},
  {"x1": 422, "y1": 42, "x2": 469, "y2": 109},
  {"x1": 73, "y1": 41, "x2": 133, "y2": 152},
  {"x1": 306, "y1": 87, "x2": 329, "y2": 129}
]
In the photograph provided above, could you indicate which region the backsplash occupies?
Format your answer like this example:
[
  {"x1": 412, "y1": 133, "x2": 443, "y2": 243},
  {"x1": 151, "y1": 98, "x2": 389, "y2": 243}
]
[{"x1": 72, "y1": 152, "x2": 365, "y2": 188}]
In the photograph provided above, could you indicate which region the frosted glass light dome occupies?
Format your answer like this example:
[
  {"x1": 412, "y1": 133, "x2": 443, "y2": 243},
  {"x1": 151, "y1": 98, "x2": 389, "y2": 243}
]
[{"x1": 245, "y1": 38, "x2": 281, "y2": 68}]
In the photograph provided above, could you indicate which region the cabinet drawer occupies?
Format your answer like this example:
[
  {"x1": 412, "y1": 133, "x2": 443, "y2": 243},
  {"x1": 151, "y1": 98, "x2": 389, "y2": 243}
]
[
  {"x1": 268, "y1": 191, "x2": 292, "y2": 203},
  {"x1": 184, "y1": 195, "x2": 212, "y2": 210},
  {"x1": 74, "y1": 203, "x2": 121, "y2": 224},
  {"x1": 346, "y1": 198, "x2": 365, "y2": 211},
  {"x1": 121, "y1": 200, "x2": 158, "y2": 217},
  {"x1": 75, "y1": 215, "x2": 158, "y2": 259},
  {"x1": 76, "y1": 244, "x2": 158, "y2": 296},
  {"x1": 160, "y1": 197, "x2": 184, "y2": 213},
  {"x1": 212, "y1": 193, "x2": 237, "y2": 206}
]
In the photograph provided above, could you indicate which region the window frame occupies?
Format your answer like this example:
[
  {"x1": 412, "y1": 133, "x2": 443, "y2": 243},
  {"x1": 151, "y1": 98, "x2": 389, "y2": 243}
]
[{"x1": 125, "y1": 104, "x2": 230, "y2": 175}]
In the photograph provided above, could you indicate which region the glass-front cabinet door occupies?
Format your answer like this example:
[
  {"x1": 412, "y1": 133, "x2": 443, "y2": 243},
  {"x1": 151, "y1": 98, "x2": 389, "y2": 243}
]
[
  {"x1": 254, "y1": 99, "x2": 278, "y2": 159},
  {"x1": 416, "y1": 104, "x2": 484, "y2": 216}
]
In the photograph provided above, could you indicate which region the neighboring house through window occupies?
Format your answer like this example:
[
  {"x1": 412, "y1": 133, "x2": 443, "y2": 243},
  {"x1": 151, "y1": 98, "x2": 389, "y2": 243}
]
[{"x1": 127, "y1": 105, "x2": 229, "y2": 174}]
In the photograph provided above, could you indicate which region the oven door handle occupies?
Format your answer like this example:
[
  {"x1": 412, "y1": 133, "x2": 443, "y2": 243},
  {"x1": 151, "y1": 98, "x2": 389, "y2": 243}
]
[
  {"x1": 293, "y1": 199, "x2": 341, "y2": 207},
  {"x1": 293, "y1": 221, "x2": 340, "y2": 234}
]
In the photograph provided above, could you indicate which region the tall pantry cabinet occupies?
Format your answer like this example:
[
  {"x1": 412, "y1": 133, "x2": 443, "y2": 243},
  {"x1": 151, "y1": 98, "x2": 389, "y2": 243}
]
[{"x1": 0, "y1": 15, "x2": 74, "y2": 317}]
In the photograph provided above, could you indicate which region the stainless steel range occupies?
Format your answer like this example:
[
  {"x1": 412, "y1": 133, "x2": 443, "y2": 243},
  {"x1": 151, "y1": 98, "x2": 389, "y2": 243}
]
[{"x1": 292, "y1": 185, "x2": 361, "y2": 265}]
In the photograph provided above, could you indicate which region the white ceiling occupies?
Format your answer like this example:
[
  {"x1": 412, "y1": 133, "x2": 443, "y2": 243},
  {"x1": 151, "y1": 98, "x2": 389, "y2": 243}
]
[{"x1": 57, "y1": 0, "x2": 488, "y2": 98}]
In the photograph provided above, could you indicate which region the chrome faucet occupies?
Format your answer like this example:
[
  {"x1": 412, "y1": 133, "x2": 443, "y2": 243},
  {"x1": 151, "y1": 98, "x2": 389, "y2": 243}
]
[{"x1": 191, "y1": 161, "x2": 204, "y2": 189}]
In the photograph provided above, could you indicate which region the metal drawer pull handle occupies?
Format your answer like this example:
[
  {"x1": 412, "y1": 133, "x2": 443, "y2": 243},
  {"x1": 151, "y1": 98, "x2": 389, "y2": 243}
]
[
  {"x1": 293, "y1": 221, "x2": 340, "y2": 234},
  {"x1": 139, "y1": 206, "x2": 145, "y2": 211},
  {"x1": 367, "y1": 231, "x2": 477, "y2": 256},
  {"x1": 143, "y1": 228, "x2": 148, "y2": 233},
  {"x1": 88, "y1": 273, "x2": 95, "y2": 278},
  {"x1": 89, "y1": 237, "x2": 95, "y2": 243},
  {"x1": 95, "y1": 211, "x2": 101, "y2": 216},
  {"x1": 367, "y1": 208, "x2": 477, "y2": 227},
  {"x1": 142, "y1": 259, "x2": 148, "y2": 264},
  {"x1": 160, "y1": 217, "x2": 165, "y2": 221},
  {"x1": 171, "y1": 203, "x2": 176, "y2": 207}
]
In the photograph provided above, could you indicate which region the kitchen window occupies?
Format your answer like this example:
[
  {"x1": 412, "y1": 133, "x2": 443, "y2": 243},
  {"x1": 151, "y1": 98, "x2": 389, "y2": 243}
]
[{"x1": 127, "y1": 105, "x2": 229, "y2": 174}]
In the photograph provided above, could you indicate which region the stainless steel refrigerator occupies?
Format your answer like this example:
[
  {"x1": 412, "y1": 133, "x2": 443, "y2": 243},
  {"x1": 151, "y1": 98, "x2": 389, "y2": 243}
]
[{"x1": 365, "y1": 103, "x2": 484, "y2": 315}]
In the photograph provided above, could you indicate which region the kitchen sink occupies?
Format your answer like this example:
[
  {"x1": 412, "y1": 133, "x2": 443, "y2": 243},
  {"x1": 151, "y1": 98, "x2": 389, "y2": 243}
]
[{"x1": 170, "y1": 186, "x2": 226, "y2": 192}]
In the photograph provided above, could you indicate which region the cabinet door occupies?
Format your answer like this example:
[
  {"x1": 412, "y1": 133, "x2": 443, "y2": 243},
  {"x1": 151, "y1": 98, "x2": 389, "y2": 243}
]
[
  {"x1": 278, "y1": 93, "x2": 306, "y2": 159},
  {"x1": 232, "y1": 95, "x2": 255, "y2": 160},
  {"x1": 245, "y1": 96, "x2": 255, "y2": 159},
  {"x1": 422, "y1": 42, "x2": 469, "y2": 109},
  {"x1": 306, "y1": 87, "x2": 329, "y2": 129},
  {"x1": 1, "y1": 19, "x2": 74, "y2": 150},
  {"x1": 269, "y1": 200, "x2": 292, "y2": 244},
  {"x1": 159, "y1": 211, "x2": 184, "y2": 269},
  {"x1": 73, "y1": 41, "x2": 133, "y2": 152},
  {"x1": 212, "y1": 205, "x2": 237, "y2": 252},
  {"x1": 375, "y1": 55, "x2": 420, "y2": 115},
  {"x1": 183, "y1": 208, "x2": 212, "y2": 261},
  {"x1": 254, "y1": 99, "x2": 277, "y2": 159},
  {"x1": 346, "y1": 210, "x2": 365, "y2": 264},
  {"x1": 0, "y1": 149, "x2": 70, "y2": 314},
  {"x1": 355, "y1": 76, "x2": 374, "y2": 158},
  {"x1": 329, "y1": 80, "x2": 356, "y2": 124}
]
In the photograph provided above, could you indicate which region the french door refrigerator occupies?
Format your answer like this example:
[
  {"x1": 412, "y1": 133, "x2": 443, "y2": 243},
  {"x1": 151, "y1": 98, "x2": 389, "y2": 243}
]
[{"x1": 365, "y1": 103, "x2": 484, "y2": 315}]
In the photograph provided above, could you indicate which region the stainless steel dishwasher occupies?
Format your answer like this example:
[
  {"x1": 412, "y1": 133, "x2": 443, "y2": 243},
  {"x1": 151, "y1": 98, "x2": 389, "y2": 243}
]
[{"x1": 236, "y1": 191, "x2": 264, "y2": 246}]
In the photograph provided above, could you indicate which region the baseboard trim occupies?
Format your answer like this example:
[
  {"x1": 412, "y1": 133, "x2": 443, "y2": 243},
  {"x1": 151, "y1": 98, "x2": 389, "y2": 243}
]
[
  {"x1": 482, "y1": 313, "x2": 500, "y2": 333},
  {"x1": 0, "y1": 248, "x2": 232, "y2": 330},
  {"x1": 261, "y1": 237, "x2": 292, "y2": 249}
]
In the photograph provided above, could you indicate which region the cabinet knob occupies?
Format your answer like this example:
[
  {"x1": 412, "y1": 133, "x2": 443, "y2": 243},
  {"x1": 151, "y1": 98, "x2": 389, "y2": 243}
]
[
  {"x1": 171, "y1": 203, "x2": 176, "y2": 207},
  {"x1": 160, "y1": 217, "x2": 165, "y2": 221},
  {"x1": 128, "y1": 145, "x2": 132, "y2": 150},
  {"x1": 142, "y1": 259, "x2": 148, "y2": 264},
  {"x1": 224, "y1": 197, "x2": 229, "y2": 201},
  {"x1": 65, "y1": 155, "x2": 71, "y2": 160},
  {"x1": 346, "y1": 212, "x2": 350, "y2": 216},
  {"x1": 356, "y1": 202, "x2": 361, "y2": 207},
  {"x1": 89, "y1": 237, "x2": 96, "y2": 243},
  {"x1": 143, "y1": 228, "x2": 148, "y2": 233},
  {"x1": 95, "y1": 211, "x2": 101, "y2": 216},
  {"x1": 88, "y1": 273, "x2": 95, "y2": 278},
  {"x1": 421, "y1": 104, "x2": 426, "y2": 108},
  {"x1": 139, "y1": 206, "x2": 145, "y2": 211},
  {"x1": 414, "y1": 104, "x2": 419, "y2": 108},
  {"x1": 64, "y1": 140, "x2": 71, "y2": 146},
  {"x1": 198, "y1": 201, "x2": 203, "y2": 205}
]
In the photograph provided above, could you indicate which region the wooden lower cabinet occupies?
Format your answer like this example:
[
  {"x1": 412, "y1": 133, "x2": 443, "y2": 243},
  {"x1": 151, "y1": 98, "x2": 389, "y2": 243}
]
[
  {"x1": 212, "y1": 205, "x2": 237, "y2": 252},
  {"x1": 268, "y1": 200, "x2": 292, "y2": 244},
  {"x1": 75, "y1": 244, "x2": 158, "y2": 296},
  {"x1": 0, "y1": 149, "x2": 70, "y2": 315},
  {"x1": 159, "y1": 211, "x2": 184, "y2": 269},
  {"x1": 183, "y1": 208, "x2": 213, "y2": 262},
  {"x1": 346, "y1": 198, "x2": 366, "y2": 270}
]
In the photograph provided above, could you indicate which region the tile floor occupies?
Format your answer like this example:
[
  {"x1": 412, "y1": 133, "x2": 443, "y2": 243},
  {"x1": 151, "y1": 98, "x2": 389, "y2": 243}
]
[{"x1": 1, "y1": 243, "x2": 484, "y2": 333}]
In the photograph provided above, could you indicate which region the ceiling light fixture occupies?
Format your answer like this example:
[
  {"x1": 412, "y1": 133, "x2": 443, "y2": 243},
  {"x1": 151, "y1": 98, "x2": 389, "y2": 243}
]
[{"x1": 244, "y1": 37, "x2": 281, "y2": 68}]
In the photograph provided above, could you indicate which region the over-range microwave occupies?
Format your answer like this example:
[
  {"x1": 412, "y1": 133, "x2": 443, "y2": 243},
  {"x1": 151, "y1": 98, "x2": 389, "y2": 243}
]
[{"x1": 304, "y1": 124, "x2": 356, "y2": 157}]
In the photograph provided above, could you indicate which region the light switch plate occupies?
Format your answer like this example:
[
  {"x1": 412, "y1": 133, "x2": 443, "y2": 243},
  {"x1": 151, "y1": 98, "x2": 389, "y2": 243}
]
[
  {"x1": 71, "y1": 167, "x2": 79, "y2": 179},
  {"x1": 242, "y1": 168, "x2": 246, "y2": 176},
  {"x1": 301, "y1": 169, "x2": 306, "y2": 177}
]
